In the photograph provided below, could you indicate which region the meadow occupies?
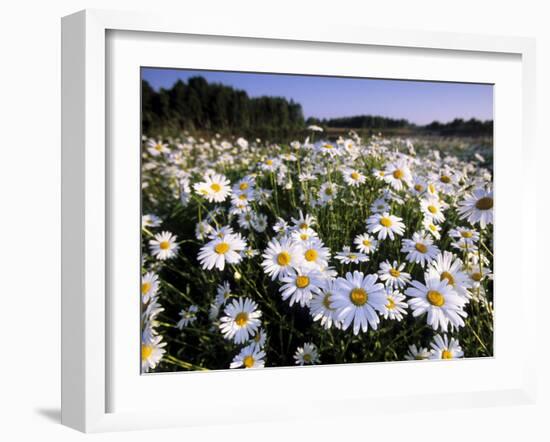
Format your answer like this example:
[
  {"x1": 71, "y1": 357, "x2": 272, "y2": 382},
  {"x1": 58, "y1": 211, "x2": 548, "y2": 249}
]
[{"x1": 140, "y1": 129, "x2": 493, "y2": 372}]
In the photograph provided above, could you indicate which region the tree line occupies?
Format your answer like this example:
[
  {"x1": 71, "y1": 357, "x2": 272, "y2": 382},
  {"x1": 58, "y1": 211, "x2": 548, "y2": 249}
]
[{"x1": 142, "y1": 76, "x2": 493, "y2": 138}]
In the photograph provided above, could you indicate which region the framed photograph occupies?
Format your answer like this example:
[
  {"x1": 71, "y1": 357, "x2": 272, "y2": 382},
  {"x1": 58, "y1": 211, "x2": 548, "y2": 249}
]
[{"x1": 61, "y1": 9, "x2": 537, "y2": 432}]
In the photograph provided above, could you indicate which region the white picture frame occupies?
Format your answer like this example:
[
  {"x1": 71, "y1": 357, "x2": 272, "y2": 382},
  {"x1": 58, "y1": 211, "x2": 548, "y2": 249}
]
[{"x1": 61, "y1": 9, "x2": 537, "y2": 433}]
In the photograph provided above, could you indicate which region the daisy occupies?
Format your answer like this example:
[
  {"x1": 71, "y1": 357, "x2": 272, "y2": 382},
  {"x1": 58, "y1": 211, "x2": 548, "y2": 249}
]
[
  {"x1": 279, "y1": 268, "x2": 323, "y2": 307},
  {"x1": 141, "y1": 271, "x2": 159, "y2": 304},
  {"x1": 237, "y1": 211, "x2": 255, "y2": 230},
  {"x1": 401, "y1": 232, "x2": 440, "y2": 266},
  {"x1": 272, "y1": 217, "x2": 290, "y2": 235},
  {"x1": 259, "y1": 157, "x2": 280, "y2": 172},
  {"x1": 422, "y1": 219, "x2": 442, "y2": 240},
  {"x1": 429, "y1": 334, "x2": 464, "y2": 359},
  {"x1": 420, "y1": 197, "x2": 446, "y2": 224},
  {"x1": 405, "y1": 277, "x2": 467, "y2": 332},
  {"x1": 251, "y1": 213, "x2": 268, "y2": 232},
  {"x1": 141, "y1": 334, "x2": 166, "y2": 372},
  {"x1": 432, "y1": 169, "x2": 458, "y2": 194},
  {"x1": 179, "y1": 178, "x2": 192, "y2": 207},
  {"x1": 294, "y1": 343, "x2": 321, "y2": 365},
  {"x1": 142, "y1": 213, "x2": 162, "y2": 229},
  {"x1": 370, "y1": 197, "x2": 390, "y2": 214},
  {"x1": 377, "y1": 260, "x2": 411, "y2": 289},
  {"x1": 404, "y1": 344, "x2": 432, "y2": 361},
  {"x1": 197, "y1": 232, "x2": 247, "y2": 271},
  {"x1": 449, "y1": 226, "x2": 480, "y2": 245},
  {"x1": 149, "y1": 231, "x2": 179, "y2": 260},
  {"x1": 249, "y1": 328, "x2": 267, "y2": 349},
  {"x1": 411, "y1": 176, "x2": 428, "y2": 196},
  {"x1": 176, "y1": 305, "x2": 199, "y2": 329},
  {"x1": 291, "y1": 211, "x2": 316, "y2": 231},
  {"x1": 383, "y1": 289, "x2": 408, "y2": 321},
  {"x1": 342, "y1": 168, "x2": 366, "y2": 187},
  {"x1": 193, "y1": 173, "x2": 232, "y2": 203},
  {"x1": 290, "y1": 227, "x2": 318, "y2": 243},
  {"x1": 426, "y1": 251, "x2": 472, "y2": 299},
  {"x1": 384, "y1": 159, "x2": 413, "y2": 190},
  {"x1": 261, "y1": 237, "x2": 301, "y2": 280},
  {"x1": 219, "y1": 298, "x2": 262, "y2": 344},
  {"x1": 332, "y1": 271, "x2": 386, "y2": 335},
  {"x1": 335, "y1": 246, "x2": 369, "y2": 264},
  {"x1": 297, "y1": 238, "x2": 331, "y2": 270},
  {"x1": 309, "y1": 279, "x2": 339, "y2": 329},
  {"x1": 146, "y1": 139, "x2": 170, "y2": 156},
  {"x1": 230, "y1": 343, "x2": 266, "y2": 369},
  {"x1": 457, "y1": 187, "x2": 494, "y2": 228},
  {"x1": 318, "y1": 182, "x2": 338, "y2": 204},
  {"x1": 366, "y1": 212, "x2": 406, "y2": 240},
  {"x1": 354, "y1": 233, "x2": 378, "y2": 254},
  {"x1": 195, "y1": 220, "x2": 214, "y2": 241}
]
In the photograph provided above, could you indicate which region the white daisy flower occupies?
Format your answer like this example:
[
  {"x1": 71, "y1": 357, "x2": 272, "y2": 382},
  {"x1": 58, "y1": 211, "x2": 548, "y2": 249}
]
[
  {"x1": 279, "y1": 268, "x2": 323, "y2": 307},
  {"x1": 309, "y1": 279, "x2": 339, "y2": 329},
  {"x1": 219, "y1": 298, "x2": 262, "y2": 344},
  {"x1": 429, "y1": 334, "x2": 464, "y2": 359},
  {"x1": 141, "y1": 271, "x2": 159, "y2": 304},
  {"x1": 422, "y1": 219, "x2": 442, "y2": 240},
  {"x1": 318, "y1": 182, "x2": 338, "y2": 204},
  {"x1": 141, "y1": 334, "x2": 166, "y2": 372},
  {"x1": 195, "y1": 220, "x2": 214, "y2": 241},
  {"x1": 297, "y1": 238, "x2": 331, "y2": 270},
  {"x1": 197, "y1": 232, "x2": 247, "y2": 271},
  {"x1": 142, "y1": 213, "x2": 162, "y2": 229},
  {"x1": 261, "y1": 237, "x2": 301, "y2": 281},
  {"x1": 405, "y1": 277, "x2": 467, "y2": 332},
  {"x1": 294, "y1": 343, "x2": 321, "y2": 365},
  {"x1": 249, "y1": 328, "x2": 267, "y2": 349},
  {"x1": 149, "y1": 231, "x2": 179, "y2": 260},
  {"x1": 353, "y1": 233, "x2": 378, "y2": 254},
  {"x1": 291, "y1": 211, "x2": 316, "y2": 231},
  {"x1": 290, "y1": 227, "x2": 318, "y2": 243},
  {"x1": 146, "y1": 139, "x2": 170, "y2": 156},
  {"x1": 401, "y1": 232, "x2": 440, "y2": 267},
  {"x1": 457, "y1": 187, "x2": 494, "y2": 228},
  {"x1": 335, "y1": 246, "x2": 369, "y2": 264},
  {"x1": 332, "y1": 271, "x2": 386, "y2": 335},
  {"x1": 366, "y1": 212, "x2": 405, "y2": 240},
  {"x1": 377, "y1": 260, "x2": 411, "y2": 289},
  {"x1": 193, "y1": 173, "x2": 232, "y2": 203},
  {"x1": 251, "y1": 213, "x2": 268, "y2": 232},
  {"x1": 176, "y1": 305, "x2": 199, "y2": 329},
  {"x1": 230, "y1": 343, "x2": 266, "y2": 369},
  {"x1": 215, "y1": 281, "x2": 232, "y2": 306},
  {"x1": 342, "y1": 168, "x2": 366, "y2": 187},
  {"x1": 404, "y1": 344, "x2": 432, "y2": 361},
  {"x1": 426, "y1": 251, "x2": 472, "y2": 299},
  {"x1": 383, "y1": 289, "x2": 408, "y2": 321},
  {"x1": 384, "y1": 160, "x2": 413, "y2": 190},
  {"x1": 369, "y1": 197, "x2": 390, "y2": 214},
  {"x1": 420, "y1": 197, "x2": 446, "y2": 224},
  {"x1": 449, "y1": 226, "x2": 480, "y2": 245}
]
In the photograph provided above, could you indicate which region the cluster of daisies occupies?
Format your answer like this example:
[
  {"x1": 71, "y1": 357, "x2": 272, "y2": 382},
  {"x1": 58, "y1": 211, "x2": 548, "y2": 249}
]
[{"x1": 140, "y1": 131, "x2": 493, "y2": 372}]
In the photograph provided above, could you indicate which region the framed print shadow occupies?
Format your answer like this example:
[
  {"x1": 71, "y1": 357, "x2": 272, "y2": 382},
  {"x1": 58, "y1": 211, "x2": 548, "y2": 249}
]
[
  {"x1": 139, "y1": 69, "x2": 495, "y2": 373},
  {"x1": 61, "y1": 9, "x2": 537, "y2": 433}
]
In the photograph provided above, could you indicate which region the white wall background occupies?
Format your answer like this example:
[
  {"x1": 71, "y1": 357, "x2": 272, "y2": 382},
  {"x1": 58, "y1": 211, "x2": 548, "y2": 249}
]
[{"x1": 0, "y1": 1, "x2": 547, "y2": 440}]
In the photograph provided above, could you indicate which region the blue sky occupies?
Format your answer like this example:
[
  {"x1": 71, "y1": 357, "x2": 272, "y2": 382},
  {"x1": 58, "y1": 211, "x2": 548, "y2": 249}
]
[{"x1": 142, "y1": 68, "x2": 493, "y2": 125}]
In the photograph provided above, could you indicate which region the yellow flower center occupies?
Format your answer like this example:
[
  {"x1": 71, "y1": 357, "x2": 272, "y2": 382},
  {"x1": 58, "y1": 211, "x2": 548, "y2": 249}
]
[
  {"x1": 300, "y1": 234, "x2": 308, "y2": 241},
  {"x1": 475, "y1": 197, "x2": 493, "y2": 210},
  {"x1": 322, "y1": 293, "x2": 333, "y2": 310},
  {"x1": 471, "y1": 272, "x2": 482, "y2": 282},
  {"x1": 389, "y1": 268, "x2": 401, "y2": 277},
  {"x1": 427, "y1": 290, "x2": 445, "y2": 307},
  {"x1": 299, "y1": 222, "x2": 308, "y2": 229},
  {"x1": 154, "y1": 144, "x2": 162, "y2": 151},
  {"x1": 380, "y1": 217, "x2": 392, "y2": 227},
  {"x1": 440, "y1": 271, "x2": 455, "y2": 286},
  {"x1": 243, "y1": 355, "x2": 255, "y2": 368},
  {"x1": 303, "y1": 353, "x2": 312, "y2": 363},
  {"x1": 304, "y1": 249, "x2": 318, "y2": 262},
  {"x1": 441, "y1": 350, "x2": 453, "y2": 359},
  {"x1": 461, "y1": 231, "x2": 473, "y2": 238},
  {"x1": 393, "y1": 169, "x2": 404, "y2": 179},
  {"x1": 141, "y1": 282, "x2": 151, "y2": 294},
  {"x1": 350, "y1": 288, "x2": 368, "y2": 306},
  {"x1": 239, "y1": 182, "x2": 249, "y2": 190},
  {"x1": 415, "y1": 243, "x2": 428, "y2": 253},
  {"x1": 440, "y1": 175, "x2": 451, "y2": 184},
  {"x1": 427, "y1": 205, "x2": 437, "y2": 214},
  {"x1": 323, "y1": 144, "x2": 334, "y2": 149},
  {"x1": 428, "y1": 184, "x2": 436, "y2": 194},
  {"x1": 351, "y1": 171, "x2": 360, "y2": 180},
  {"x1": 414, "y1": 184, "x2": 424, "y2": 192},
  {"x1": 265, "y1": 159, "x2": 273, "y2": 165},
  {"x1": 276, "y1": 251, "x2": 291, "y2": 266},
  {"x1": 349, "y1": 254, "x2": 357, "y2": 260},
  {"x1": 210, "y1": 183, "x2": 221, "y2": 192},
  {"x1": 239, "y1": 194, "x2": 247, "y2": 200},
  {"x1": 429, "y1": 224, "x2": 437, "y2": 232},
  {"x1": 386, "y1": 298, "x2": 396, "y2": 310},
  {"x1": 325, "y1": 187, "x2": 333, "y2": 195},
  {"x1": 159, "y1": 241, "x2": 170, "y2": 250},
  {"x1": 235, "y1": 312, "x2": 249, "y2": 327},
  {"x1": 362, "y1": 239, "x2": 371, "y2": 247},
  {"x1": 214, "y1": 242, "x2": 230, "y2": 254},
  {"x1": 254, "y1": 333, "x2": 261, "y2": 342},
  {"x1": 296, "y1": 275, "x2": 310, "y2": 289},
  {"x1": 141, "y1": 344, "x2": 153, "y2": 361}
]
